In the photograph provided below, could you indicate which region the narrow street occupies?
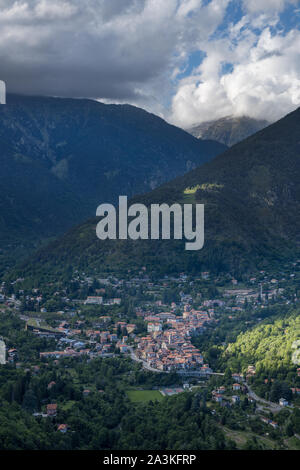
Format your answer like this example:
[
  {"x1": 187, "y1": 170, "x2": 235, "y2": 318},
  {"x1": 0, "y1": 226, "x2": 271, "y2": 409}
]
[{"x1": 128, "y1": 346, "x2": 163, "y2": 373}]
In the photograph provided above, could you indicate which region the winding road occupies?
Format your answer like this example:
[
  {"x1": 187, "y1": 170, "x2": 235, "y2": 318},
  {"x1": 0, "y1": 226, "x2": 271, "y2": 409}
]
[{"x1": 244, "y1": 381, "x2": 285, "y2": 413}]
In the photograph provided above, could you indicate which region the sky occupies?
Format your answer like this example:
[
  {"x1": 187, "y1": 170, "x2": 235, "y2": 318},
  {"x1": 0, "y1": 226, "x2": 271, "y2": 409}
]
[{"x1": 0, "y1": 0, "x2": 300, "y2": 127}]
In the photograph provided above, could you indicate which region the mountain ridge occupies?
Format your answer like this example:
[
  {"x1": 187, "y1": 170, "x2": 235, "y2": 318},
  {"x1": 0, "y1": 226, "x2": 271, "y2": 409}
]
[
  {"x1": 10, "y1": 106, "x2": 300, "y2": 283},
  {"x1": 187, "y1": 115, "x2": 270, "y2": 146},
  {"x1": 0, "y1": 94, "x2": 226, "y2": 271}
]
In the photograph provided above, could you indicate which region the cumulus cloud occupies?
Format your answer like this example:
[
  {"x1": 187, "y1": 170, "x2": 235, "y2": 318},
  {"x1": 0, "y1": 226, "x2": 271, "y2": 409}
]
[
  {"x1": 171, "y1": 6, "x2": 300, "y2": 126},
  {"x1": 0, "y1": 0, "x2": 299, "y2": 126},
  {"x1": 243, "y1": 0, "x2": 297, "y2": 14},
  {"x1": 0, "y1": 0, "x2": 224, "y2": 104}
]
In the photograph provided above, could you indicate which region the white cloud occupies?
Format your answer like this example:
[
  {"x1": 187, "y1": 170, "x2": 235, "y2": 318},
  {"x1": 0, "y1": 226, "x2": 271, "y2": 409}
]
[
  {"x1": 35, "y1": 1, "x2": 77, "y2": 19},
  {"x1": 171, "y1": 20, "x2": 300, "y2": 127},
  {"x1": 243, "y1": 0, "x2": 297, "y2": 14},
  {"x1": 0, "y1": 0, "x2": 299, "y2": 127},
  {"x1": 0, "y1": 0, "x2": 227, "y2": 102}
]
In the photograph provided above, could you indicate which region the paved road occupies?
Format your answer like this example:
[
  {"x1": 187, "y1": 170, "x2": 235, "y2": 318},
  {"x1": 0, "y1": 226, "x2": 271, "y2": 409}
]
[{"x1": 244, "y1": 381, "x2": 283, "y2": 413}]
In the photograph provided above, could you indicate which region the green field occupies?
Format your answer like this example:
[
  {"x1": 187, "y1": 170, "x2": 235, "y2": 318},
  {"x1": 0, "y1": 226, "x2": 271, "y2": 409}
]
[{"x1": 126, "y1": 390, "x2": 164, "y2": 403}]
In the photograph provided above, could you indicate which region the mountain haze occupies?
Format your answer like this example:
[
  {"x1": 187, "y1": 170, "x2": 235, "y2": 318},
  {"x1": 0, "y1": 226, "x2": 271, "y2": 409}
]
[{"x1": 187, "y1": 116, "x2": 270, "y2": 146}]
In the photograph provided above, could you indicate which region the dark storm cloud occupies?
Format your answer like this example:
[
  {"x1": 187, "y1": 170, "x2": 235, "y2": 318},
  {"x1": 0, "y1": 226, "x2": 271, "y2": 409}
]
[
  {"x1": 2, "y1": 0, "x2": 297, "y2": 125},
  {"x1": 0, "y1": 0, "x2": 185, "y2": 101}
]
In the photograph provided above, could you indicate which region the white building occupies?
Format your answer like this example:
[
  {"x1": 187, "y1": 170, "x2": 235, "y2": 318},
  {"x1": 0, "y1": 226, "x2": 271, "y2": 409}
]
[
  {"x1": 279, "y1": 398, "x2": 289, "y2": 407},
  {"x1": 0, "y1": 81, "x2": 6, "y2": 104},
  {"x1": 84, "y1": 296, "x2": 103, "y2": 305},
  {"x1": 147, "y1": 322, "x2": 162, "y2": 333}
]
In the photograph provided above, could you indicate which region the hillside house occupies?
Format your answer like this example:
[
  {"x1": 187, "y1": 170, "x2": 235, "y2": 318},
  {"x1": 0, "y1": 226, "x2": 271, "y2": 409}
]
[
  {"x1": 232, "y1": 383, "x2": 241, "y2": 391},
  {"x1": 57, "y1": 424, "x2": 68, "y2": 433},
  {"x1": 279, "y1": 398, "x2": 289, "y2": 407},
  {"x1": 47, "y1": 404, "x2": 57, "y2": 417}
]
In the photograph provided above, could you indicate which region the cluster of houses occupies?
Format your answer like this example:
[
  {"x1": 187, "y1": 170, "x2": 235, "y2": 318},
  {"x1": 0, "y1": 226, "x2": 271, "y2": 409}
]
[
  {"x1": 37, "y1": 319, "x2": 138, "y2": 360},
  {"x1": 134, "y1": 306, "x2": 214, "y2": 372},
  {"x1": 212, "y1": 375, "x2": 247, "y2": 406}
]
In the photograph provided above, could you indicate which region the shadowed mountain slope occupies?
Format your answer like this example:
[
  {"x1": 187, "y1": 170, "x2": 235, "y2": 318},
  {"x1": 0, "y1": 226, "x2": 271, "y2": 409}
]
[{"x1": 0, "y1": 94, "x2": 226, "y2": 271}]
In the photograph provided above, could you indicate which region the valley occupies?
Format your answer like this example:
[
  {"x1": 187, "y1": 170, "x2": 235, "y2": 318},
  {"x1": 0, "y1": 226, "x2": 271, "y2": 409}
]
[
  {"x1": 1, "y1": 104, "x2": 299, "y2": 450},
  {"x1": 1, "y1": 0, "x2": 299, "y2": 455},
  {"x1": 0, "y1": 257, "x2": 299, "y2": 449}
]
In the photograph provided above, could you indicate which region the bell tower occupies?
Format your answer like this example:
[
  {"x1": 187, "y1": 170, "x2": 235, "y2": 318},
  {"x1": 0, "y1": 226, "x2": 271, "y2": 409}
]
[{"x1": 0, "y1": 80, "x2": 6, "y2": 104}]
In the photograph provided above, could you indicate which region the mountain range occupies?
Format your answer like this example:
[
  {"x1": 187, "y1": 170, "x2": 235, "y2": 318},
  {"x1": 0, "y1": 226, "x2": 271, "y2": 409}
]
[
  {"x1": 0, "y1": 94, "x2": 226, "y2": 271},
  {"x1": 187, "y1": 116, "x2": 270, "y2": 146},
  {"x1": 13, "y1": 106, "x2": 300, "y2": 283}
]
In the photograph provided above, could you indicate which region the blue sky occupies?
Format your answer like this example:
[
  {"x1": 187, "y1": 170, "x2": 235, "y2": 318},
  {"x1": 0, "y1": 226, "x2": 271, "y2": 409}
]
[{"x1": 0, "y1": 0, "x2": 299, "y2": 126}]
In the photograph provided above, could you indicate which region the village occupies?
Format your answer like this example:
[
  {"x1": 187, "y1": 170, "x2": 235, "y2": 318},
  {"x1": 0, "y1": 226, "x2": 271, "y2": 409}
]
[
  {"x1": 133, "y1": 306, "x2": 213, "y2": 373},
  {"x1": 0, "y1": 260, "x2": 300, "y2": 446},
  {"x1": 1, "y1": 262, "x2": 300, "y2": 372}
]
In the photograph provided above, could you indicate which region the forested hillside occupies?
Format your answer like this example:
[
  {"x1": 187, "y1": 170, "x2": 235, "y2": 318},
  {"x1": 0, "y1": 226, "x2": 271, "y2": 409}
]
[
  {"x1": 0, "y1": 94, "x2": 226, "y2": 272},
  {"x1": 12, "y1": 106, "x2": 300, "y2": 284}
]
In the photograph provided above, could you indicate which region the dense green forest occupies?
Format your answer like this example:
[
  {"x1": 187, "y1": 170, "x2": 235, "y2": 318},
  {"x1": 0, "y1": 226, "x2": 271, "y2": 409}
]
[
  {"x1": 219, "y1": 311, "x2": 300, "y2": 404},
  {"x1": 223, "y1": 312, "x2": 300, "y2": 374},
  {"x1": 0, "y1": 357, "x2": 230, "y2": 450}
]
